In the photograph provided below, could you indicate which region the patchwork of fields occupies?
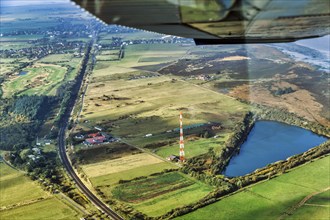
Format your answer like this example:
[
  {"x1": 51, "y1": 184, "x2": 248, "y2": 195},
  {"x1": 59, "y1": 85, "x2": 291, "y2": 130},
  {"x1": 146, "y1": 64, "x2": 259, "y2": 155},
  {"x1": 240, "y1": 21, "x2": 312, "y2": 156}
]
[
  {"x1": 73, "y1": 36, "x2": 329, "y2": 219},
  {"x1": 0, "y1": 163, "x2": 82, "y2": 220},
  {"x1": 77, "y1": 41, "x2": 250, "y2": 163},
  {"x1": 78, "y1": 146, "x2": 214, "y2": 217},
  {"x1": 177, "y1": 156, "x2": 330, "y2": 220}
]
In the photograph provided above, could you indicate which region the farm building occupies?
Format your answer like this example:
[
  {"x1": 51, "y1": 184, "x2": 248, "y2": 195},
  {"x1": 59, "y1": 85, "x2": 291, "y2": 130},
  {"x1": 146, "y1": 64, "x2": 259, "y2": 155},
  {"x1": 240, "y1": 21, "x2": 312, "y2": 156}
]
[{"x1": 83, "y1": 132, "x2": 114, "y2": 145}]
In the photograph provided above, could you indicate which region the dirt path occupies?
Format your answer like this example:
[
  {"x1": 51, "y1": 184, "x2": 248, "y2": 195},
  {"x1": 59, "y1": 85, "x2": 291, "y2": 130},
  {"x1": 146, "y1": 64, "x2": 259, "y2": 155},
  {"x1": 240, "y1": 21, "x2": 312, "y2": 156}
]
[{"x1": 279, "y1": 187, "x2": 330, "y2": 220}]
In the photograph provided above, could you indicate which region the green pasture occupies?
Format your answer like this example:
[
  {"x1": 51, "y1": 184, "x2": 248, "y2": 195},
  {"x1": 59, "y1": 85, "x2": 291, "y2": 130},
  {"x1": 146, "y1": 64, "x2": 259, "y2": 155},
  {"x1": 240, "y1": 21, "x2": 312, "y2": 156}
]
[
  {"x1": 99, "y1": 44, "x2": 188, "y2": 68},
  {"x1": 133, "y1": 176, "x2": 213, "y2": 217},
  {"x1": 177, "y1": 156, "x2": 330, "y2": 220},
  {"x1": 0, "y1": 197, "x2": 80, "y2": 220},
  {"x1": 155, "y1": 134, "x2": 231, "y2": 159},
  {"x1": 112, "y1": 172, "x2": 194, "y2": 203},
  {"x1": 287, "y1": 190, "x2": 329, "y2": 220},
  {"x1": 0, "y1": 163, "x2": 82, "y2": 219},
  {"x1": 110, "y1": 171, "x2": 213, "y2": 217},
  {"x1": 38, "y1": 54, "x2": 82, "y2": 80},
  {"x1": 0, "y1": 163, "x2": 46, "y2": 207},
  {"x1": 3, "y1": 65, "x2": 67, "y2": 97}
]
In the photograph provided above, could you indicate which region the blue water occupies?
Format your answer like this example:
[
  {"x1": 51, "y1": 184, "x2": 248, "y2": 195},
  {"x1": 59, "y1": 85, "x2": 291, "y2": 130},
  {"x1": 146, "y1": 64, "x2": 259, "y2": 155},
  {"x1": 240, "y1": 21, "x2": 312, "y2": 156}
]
[
  {"x1": 224, "y1": 121, "x2": 328, "y2": 177},
  {"x1": 19, "y1": 71, "x2": 28, "y2": 76}
]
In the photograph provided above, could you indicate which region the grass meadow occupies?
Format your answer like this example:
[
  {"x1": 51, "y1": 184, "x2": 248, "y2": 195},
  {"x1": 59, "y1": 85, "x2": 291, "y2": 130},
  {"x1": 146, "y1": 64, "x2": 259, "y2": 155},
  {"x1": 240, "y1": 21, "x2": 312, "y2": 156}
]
[
  {"x1": 176, "y1": 156, "x2": 330, "y2": 220},
  {"x1": 0, "y1": 163, "x2": 81, "y2": 219},
  {"x1": 132, "y1": 175, "x2": 213, "y2": 217},
  {"x1": 2, "y1": 53, "x2": 83, "y2": 98},
  {"x1": 0, "y1": 163, "x2": 46, "y2": 207},
  {"x1": 3, "y1": 65, "x2": 66, "y2": 97},
  {"x1": 96, "y1": 170, "x2": 213, "y2": 217},
  {"x1": 112, "y1": 172, "x2": 194, "y2": 203},
  {"x1": 287, "y1": 190, "x2": 329, "y2": 220},
  {"x1": 0, "y1": 197, "x2": 80, "y2": 220},
  {"x1": 155, "y1": 133, "x2": 231, "y2": 159}
]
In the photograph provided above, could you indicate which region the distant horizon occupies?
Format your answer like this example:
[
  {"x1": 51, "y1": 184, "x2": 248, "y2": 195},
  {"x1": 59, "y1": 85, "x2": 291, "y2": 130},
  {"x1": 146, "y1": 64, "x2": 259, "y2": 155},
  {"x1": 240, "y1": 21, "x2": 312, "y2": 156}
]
[
  {"x1": 1, "y1": 0, "x2": 69, "y2": 7},
  {"x1": 1, "y1": 0, "x2": 329, "y2": 51},
  {"x1": 296, "y1": 35, "x2": 330, "y2": 53}
]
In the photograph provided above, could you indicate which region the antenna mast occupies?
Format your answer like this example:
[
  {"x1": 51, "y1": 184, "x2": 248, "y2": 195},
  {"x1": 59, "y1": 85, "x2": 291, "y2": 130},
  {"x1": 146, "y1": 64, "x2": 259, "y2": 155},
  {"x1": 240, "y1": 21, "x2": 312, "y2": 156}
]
[{"x1": 179, "y1": 112, "x2": 185, "y2": 162}]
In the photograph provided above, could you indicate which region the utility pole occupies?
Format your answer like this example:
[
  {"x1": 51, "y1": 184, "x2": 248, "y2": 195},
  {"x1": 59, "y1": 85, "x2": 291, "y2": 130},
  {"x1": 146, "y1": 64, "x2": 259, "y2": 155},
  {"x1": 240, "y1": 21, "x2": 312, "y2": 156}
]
[{"x1": 179, "y1": 112, "x2": 185, "y2": 162}]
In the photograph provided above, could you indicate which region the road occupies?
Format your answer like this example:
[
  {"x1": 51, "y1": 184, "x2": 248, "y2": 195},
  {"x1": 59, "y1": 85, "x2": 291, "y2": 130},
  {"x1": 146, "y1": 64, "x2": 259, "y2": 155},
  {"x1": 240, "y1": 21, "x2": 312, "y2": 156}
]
[
  {"x1": 57, "y1": 38, "x2": 123, "y2": 220},
  {"x1": 58, "y1": 127, "x2": 123, "y2": 220}
]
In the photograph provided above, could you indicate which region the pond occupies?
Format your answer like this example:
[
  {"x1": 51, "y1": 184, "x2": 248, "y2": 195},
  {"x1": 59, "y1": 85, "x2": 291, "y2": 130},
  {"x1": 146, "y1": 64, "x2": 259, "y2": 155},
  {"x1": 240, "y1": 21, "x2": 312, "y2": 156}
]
[
  {"x1": 223, "y1": 121, "x2": 328, "y2": 177},
  {"x1": 18, "y1": 71, "x2": 28, "y2": 76}
]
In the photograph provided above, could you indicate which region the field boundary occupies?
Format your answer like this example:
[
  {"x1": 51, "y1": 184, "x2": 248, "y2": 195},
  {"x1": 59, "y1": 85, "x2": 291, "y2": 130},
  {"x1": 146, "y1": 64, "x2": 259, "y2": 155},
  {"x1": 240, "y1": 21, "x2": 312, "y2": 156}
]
[{"x1": 279, "y1": 187, "x2": 330, "y2": 220}]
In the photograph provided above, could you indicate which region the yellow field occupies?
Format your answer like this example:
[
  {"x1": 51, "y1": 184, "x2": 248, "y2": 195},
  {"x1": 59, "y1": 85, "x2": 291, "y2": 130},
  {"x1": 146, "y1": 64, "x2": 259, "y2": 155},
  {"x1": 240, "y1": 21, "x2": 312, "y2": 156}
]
[
  {"x1": 81, "y1": 153, "x2": 165, "y2": 178},
  {"x1": 90, "y1": 162, "x2": 177, "y2": 186}
]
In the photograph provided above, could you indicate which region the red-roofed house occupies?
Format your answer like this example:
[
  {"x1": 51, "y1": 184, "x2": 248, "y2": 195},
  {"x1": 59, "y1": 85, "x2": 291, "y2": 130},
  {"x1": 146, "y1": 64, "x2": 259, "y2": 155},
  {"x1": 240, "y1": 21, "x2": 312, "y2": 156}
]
[
  {"x1": 88, "y1": 132, "x2": 100, "y2": 138},
  {"x1": 84, "y1": 134, "x2": 107, "y2": 145}
]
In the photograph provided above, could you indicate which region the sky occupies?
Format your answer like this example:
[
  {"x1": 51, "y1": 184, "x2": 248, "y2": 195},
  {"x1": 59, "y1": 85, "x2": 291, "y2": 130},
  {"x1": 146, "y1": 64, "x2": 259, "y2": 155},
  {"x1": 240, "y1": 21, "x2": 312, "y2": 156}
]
[
  {"x1": 1, "y1": 0, "x2": 69, "y2": 7},
  {"x1": 296, "y1": 35, "x2": 330, "y2": 53}
]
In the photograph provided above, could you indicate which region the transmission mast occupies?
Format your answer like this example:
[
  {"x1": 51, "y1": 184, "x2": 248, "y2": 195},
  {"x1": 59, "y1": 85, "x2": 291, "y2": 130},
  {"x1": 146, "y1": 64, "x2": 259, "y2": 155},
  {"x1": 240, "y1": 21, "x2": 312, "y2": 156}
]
[{"x1": 179, "y1": 112, "x2": 185, "y2": 162}]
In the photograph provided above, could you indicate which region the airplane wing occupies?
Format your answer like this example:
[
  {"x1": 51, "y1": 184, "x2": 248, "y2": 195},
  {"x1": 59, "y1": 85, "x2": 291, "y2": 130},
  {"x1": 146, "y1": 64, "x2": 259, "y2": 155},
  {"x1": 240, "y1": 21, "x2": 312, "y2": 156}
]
[{"x1": 71, "y1": 0, "x2": 330, "y2": 44}]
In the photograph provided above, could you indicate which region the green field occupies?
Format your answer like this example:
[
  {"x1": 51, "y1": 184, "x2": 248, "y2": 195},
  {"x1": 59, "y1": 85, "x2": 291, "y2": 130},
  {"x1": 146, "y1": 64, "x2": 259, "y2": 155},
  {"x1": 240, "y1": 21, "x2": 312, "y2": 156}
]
[
  {"x1": 0, "y1": 163, "x2": 81, "y2": 219},
  {"x1": 286, "y1": 190, "x2": 329, "y2": 220},
  {"x1": 0, "y1": 163, "x2": 46, "y2": 207},
  {"x1": 110, "y1": 172, "x2": 213, "y2": 217},
  {"x1": 103, "y1": 44, "x2": 188, "y2": 68},
  {"x1": 176, "y1": 156, "x2": 330, "y2": 220},
  {"x1": 0, "y1": 197, "x2": 80, "y2": 220},
  {"x1": 3, "y1": 65, "x2": 67, "y2": 97},
  {"x1": 133, "y1": 177, "x2": 213, "y2": 217},
  {"x1": 155, "y1": 134, "x2": 231, "y2": 159},
  {"x1": 112, "y1": 172, "x2": 194, "y2": 203},
  {"x1": 38, "y1": 54, "x2": 82, "y2": 81}
]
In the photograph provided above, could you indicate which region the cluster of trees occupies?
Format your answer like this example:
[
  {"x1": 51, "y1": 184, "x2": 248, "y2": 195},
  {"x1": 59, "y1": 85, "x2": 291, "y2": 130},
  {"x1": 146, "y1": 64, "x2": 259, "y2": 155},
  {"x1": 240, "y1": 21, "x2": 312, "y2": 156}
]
[
  {"x1": 55, "y1": 40, "x2": 93, "y2": 127},
  {"x1": 182, "y1": 112, "x2": 255, "y2": 176},
  {"x1": 0, "y1": 95, "x2": 56, "y2": 151},
  {"x1": 255, "y1": 104, "x2": 329, "y2": 137},
  {"x1": 103, "y1": 199, "x2": 149, "y2": 220},
  {"x1": 10, "y1": 95, "x2": 56, "y2": 120},
  {"x1": 271, "y1": 87, "x2": 295, "y2": 96}
]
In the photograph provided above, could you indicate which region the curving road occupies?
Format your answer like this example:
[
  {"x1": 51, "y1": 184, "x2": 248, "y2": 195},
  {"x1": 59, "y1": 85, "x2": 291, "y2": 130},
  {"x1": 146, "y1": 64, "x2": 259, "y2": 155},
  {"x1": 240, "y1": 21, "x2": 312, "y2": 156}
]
[
  {"x1": 58, "y1": 126, "x2": 123, "y2": 220},
  {"x1": 57, "y1": 38, "x2": 123, "y2": 220}
]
